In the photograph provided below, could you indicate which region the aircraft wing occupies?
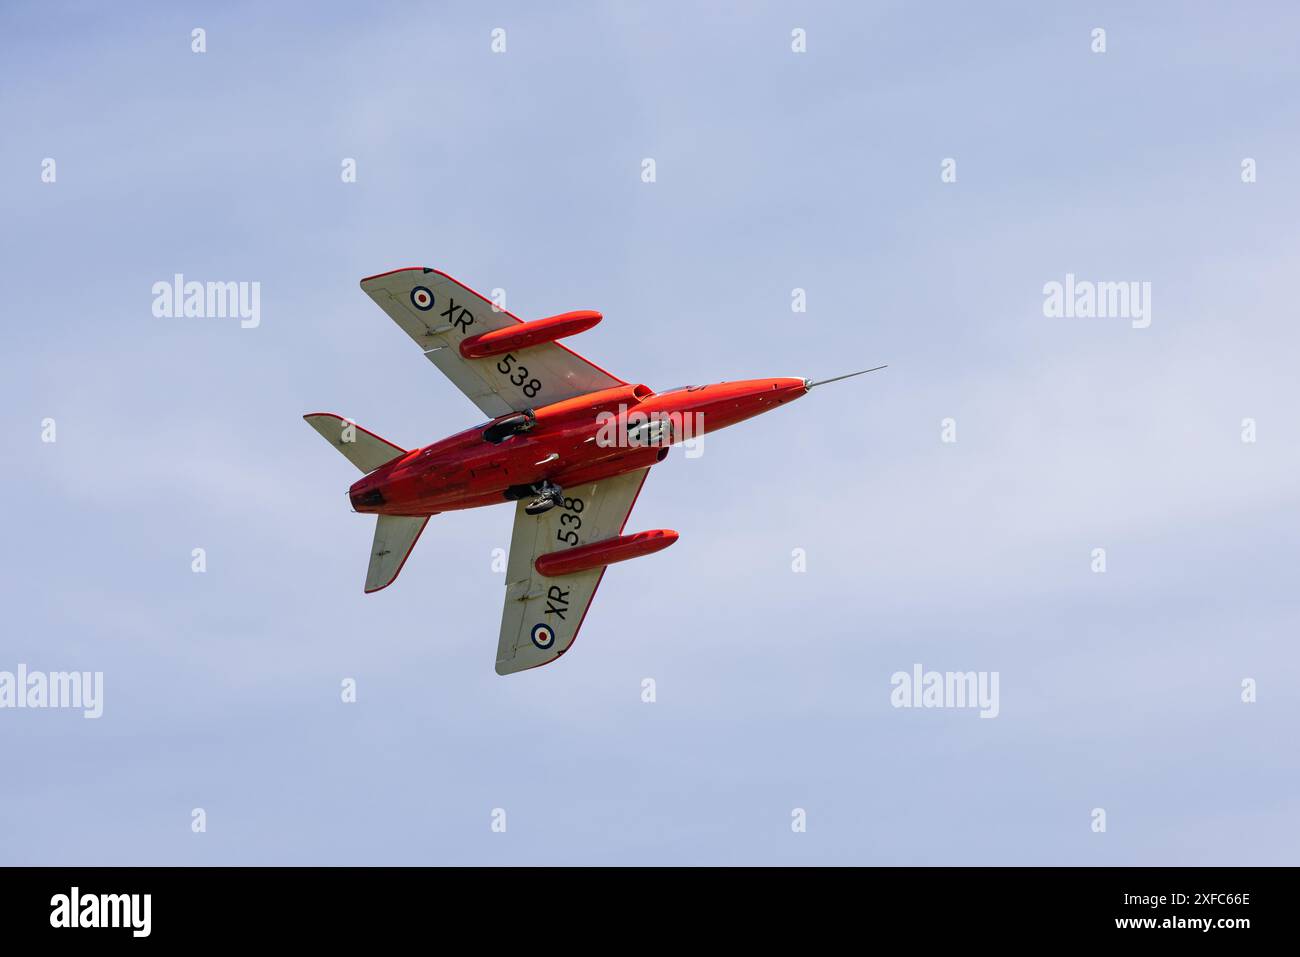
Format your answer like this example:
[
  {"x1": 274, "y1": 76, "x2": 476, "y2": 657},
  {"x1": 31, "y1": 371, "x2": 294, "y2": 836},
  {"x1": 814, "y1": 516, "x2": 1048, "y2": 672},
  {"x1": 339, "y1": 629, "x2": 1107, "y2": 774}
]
[
  {"x1": 360, "y1": 267, "x2": 625, "y2": 418},
  {"x1": 495, "y1": 468, "x2": 650, "y2": 675}
]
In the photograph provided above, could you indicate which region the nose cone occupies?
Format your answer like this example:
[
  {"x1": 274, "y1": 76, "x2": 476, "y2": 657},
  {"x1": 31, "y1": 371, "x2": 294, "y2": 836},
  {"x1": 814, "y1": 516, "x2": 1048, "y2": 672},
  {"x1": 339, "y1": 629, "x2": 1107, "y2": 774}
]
[
  {"x1": 772, "y1": 376, "x2": 811, "y2": 399},
  {"x1": 686, "y1": 377, "x2": 810, "y2": 436},
  {"x1": 745, "y1": 376, "x2": 810, "y2": 405}
]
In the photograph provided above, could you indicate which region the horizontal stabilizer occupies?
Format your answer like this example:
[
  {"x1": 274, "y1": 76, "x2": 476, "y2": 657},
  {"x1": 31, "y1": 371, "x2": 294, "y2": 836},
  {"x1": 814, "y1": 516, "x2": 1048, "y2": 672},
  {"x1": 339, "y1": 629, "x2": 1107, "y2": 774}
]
[
  {"x1": 304, "y1": 413, "x2": 406, "y2": 474},
  {"x1": 366, "y1": 514, "x2": 430, "y2": 593}
]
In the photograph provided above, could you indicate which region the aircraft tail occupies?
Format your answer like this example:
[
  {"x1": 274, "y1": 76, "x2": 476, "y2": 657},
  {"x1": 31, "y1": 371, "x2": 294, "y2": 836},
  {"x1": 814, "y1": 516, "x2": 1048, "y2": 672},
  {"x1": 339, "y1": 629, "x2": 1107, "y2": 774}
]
[
  {"x1": 366, "y1": 514, "x2": 431, "y2": 593},
  {"x1": 303, "y1": 412, "x2": 406, "y2": 473}
]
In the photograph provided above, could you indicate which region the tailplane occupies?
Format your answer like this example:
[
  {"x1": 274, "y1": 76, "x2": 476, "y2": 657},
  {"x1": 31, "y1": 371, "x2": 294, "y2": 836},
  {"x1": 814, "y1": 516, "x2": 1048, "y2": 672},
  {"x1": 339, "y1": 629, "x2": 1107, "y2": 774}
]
[
  {"x1": 304, "y1": 412, "x2": 405, "y2": 473},
  {"x1": 366, "y1": 515, "x2": 430, "y2": 593}
]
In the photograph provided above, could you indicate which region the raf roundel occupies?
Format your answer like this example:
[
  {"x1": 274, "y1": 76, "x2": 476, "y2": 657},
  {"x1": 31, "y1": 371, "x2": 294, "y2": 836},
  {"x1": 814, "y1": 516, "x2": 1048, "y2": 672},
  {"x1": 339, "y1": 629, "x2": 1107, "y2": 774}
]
[
  {"x1": 410, "y1": 286, "x2": 435, "y2": 311},
  {"x1": 531, "y1": 623, "x2": 556, "y2": 650}
]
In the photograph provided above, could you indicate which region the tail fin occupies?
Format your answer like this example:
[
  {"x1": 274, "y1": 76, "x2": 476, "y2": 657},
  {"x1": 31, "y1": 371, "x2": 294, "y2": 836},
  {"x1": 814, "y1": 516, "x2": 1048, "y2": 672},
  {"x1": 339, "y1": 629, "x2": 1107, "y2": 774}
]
[
  {"x1": 366, "y1": 515, "x2": 430, "y2": 593},
  {"x1": 304, "y1": 413, "x2": 405, "y2": 473}
]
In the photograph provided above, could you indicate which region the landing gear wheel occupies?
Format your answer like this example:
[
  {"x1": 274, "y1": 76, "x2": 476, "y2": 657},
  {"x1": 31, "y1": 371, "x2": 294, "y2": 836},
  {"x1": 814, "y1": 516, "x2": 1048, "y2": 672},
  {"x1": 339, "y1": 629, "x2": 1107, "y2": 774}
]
[{"x1": 524, "y1": 482, "x2": 564, "y2": 516}]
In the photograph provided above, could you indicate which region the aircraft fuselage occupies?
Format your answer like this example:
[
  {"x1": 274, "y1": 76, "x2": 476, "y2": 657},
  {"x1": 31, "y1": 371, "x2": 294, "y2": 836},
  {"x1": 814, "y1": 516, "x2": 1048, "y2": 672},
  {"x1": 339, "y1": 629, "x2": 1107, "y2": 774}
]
[{"x1": 349, "y1": 377, "x2": 808, "y2": 516}]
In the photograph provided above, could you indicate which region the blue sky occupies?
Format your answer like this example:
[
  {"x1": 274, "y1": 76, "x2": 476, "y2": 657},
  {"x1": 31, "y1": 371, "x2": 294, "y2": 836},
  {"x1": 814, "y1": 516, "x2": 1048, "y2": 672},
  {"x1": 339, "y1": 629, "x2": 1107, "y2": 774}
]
[{"x1": 2, "y1": 1, "x2": 1298, "y2": 864}]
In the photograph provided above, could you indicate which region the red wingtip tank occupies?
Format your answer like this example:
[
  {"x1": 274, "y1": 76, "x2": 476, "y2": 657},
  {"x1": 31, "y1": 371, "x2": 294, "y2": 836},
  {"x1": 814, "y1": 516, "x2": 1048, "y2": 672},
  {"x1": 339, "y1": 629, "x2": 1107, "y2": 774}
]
[
  {"x1": 459, "y1": 311, "x2": 603, "y2": 359},
  {"x1": 534, "y1": 529, "x2": 679, "y2": 578}
]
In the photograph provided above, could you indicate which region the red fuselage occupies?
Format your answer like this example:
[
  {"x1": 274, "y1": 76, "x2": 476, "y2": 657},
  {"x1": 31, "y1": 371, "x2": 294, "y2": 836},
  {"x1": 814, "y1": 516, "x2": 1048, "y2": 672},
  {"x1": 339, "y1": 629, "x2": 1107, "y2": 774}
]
[{"x1": 350, "y1": 377, "x2": 808, "y2": 516}]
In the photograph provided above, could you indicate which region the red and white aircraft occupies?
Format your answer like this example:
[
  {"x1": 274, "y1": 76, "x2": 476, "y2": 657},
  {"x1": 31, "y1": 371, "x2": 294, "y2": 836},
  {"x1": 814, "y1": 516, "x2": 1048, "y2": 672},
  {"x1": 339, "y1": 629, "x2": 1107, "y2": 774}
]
[{"x1": 306, "y1": 267, "x2": 881, "y2": 675}]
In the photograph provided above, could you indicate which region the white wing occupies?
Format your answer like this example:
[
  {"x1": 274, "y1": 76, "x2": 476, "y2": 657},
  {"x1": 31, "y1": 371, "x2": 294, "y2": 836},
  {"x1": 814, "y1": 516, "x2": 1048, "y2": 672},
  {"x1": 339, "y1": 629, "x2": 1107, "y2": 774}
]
[
  {"x1": 495, "y1": 469, "x2": 650, "y2": 675},
  {"x1": 360, "y1": 267, "x2": 624, "y2": 417}
]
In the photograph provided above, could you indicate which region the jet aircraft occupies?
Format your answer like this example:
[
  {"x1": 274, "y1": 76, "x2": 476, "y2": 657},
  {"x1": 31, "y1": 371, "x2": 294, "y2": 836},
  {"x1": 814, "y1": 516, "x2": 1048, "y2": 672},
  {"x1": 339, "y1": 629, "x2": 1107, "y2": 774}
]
[{"x1": 306, "y1": 267, "x2": 882, "y2": 674}]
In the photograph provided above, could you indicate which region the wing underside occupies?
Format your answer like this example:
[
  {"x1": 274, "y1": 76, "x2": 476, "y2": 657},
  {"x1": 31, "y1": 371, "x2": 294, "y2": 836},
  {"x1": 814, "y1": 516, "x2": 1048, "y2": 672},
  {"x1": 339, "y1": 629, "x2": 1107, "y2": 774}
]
[
  {"x1": 495, "y1": 469, "x2": 649, "y2": 675},
  {"x1": 359, "y1": 267, "x2": 624, "y2": 417}
]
